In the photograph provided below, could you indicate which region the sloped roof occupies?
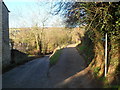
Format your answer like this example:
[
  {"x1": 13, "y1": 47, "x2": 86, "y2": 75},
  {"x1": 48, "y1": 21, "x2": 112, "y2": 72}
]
[{"x1": 2, "y1": 1, "x2": 10, "y2": 12}]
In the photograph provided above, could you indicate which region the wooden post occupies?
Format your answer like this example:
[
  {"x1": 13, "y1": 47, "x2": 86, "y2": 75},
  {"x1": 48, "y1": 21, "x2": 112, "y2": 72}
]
[{"x1": 105, "y1": 33, "x2": 107, "y2": 77}]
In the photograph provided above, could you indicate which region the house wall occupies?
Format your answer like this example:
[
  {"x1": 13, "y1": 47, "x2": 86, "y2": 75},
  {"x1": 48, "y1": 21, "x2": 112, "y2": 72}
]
[
  {"x1": 0, "y1": 2, "x2": 3, "y2": 89},
  {"x1": 1, "y1": 2, "x2": 11, "y2": 69},
  {"x1": 0, "y1": 1, "x2": 3, "y2": 74}
]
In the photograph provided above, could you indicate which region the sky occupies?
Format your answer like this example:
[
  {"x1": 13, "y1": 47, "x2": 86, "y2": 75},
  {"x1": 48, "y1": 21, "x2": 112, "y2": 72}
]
[{"x1": 4, "y1": 0, "x2": 65, "y2": 28}]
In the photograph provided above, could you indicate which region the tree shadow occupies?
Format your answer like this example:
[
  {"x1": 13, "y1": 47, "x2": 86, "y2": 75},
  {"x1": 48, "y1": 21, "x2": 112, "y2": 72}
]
[
  {"x1": 55, "y1": 67, "x2": 103, "y2": 88},
  {"x1": 49, "y1": 31, "x2": 104, "y2": 88},
  {"x1": 76, "y1": 31, "x2": 95, "y2": 67},
  {"x1": 52, "y1": 31, "x2": 106, "y2": 88}
]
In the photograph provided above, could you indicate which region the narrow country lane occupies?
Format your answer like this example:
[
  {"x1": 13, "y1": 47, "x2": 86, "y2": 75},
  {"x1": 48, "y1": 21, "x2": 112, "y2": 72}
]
[
  {"x1": 3, "y1": 45, "x2": 89, "y2": 88},
  {"x1": 2, "y1": 56, "x2": 49, "y2": 88},
  {"x1": 46, "y1": 45, "x2": 87, "y2": 88}
]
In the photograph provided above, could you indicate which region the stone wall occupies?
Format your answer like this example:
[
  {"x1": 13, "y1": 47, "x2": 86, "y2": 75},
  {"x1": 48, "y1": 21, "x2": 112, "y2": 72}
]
[
  {"x1": 0, "y1": 1, "x2": 2, "y2": 74},
  {"x1": 1, "y1": 1, "x2": 11, "y2": 69},
  {"x1": 0, "y1": 2, "x2": 3, "y2": 89}
]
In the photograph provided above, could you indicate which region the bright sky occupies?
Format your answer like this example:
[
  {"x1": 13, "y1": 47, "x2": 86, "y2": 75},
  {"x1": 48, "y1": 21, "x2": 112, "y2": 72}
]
[{"x1": 4, "y1": 0, "x2": 65, "y2": 28}]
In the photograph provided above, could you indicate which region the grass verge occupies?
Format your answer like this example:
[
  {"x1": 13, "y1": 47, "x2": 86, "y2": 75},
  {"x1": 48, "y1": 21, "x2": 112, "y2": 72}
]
[
  {"x1": 76, "y1": 42, "x2": 94, "y2": 66},
  {"x1": 104, "y1": 85, "x2": 120, "y2": 89},
  {"x1": 49, "y1": 49, "x2": 62, "y2": 67}
]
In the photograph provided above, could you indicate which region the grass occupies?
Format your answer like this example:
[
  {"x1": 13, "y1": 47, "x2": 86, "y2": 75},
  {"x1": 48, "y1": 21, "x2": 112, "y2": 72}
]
[
  {"x1": 104, "y1": 85, "x2": 120, "y2": 89},
  {"x1": 98, "y1": 76, "x2": 106, "y2": 81},
  {"x1": 49, "y1": 49, "x2": 62, "y2": 67},
  {"x1": 94, "y1": 67, "x2": 101, "y2": 75},
  {"x1": 78, "y1": 45, "x2": 86, "y2": 51}
]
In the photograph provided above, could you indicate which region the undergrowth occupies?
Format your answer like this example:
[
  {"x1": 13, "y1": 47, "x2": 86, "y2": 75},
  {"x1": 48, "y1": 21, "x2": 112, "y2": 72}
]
[
  {"x1": 49, "y1": 49, "x2": 62, "y2": 66},
  {"x1": 76, "y1": 39, "x2": 94, "y2": 66}
]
